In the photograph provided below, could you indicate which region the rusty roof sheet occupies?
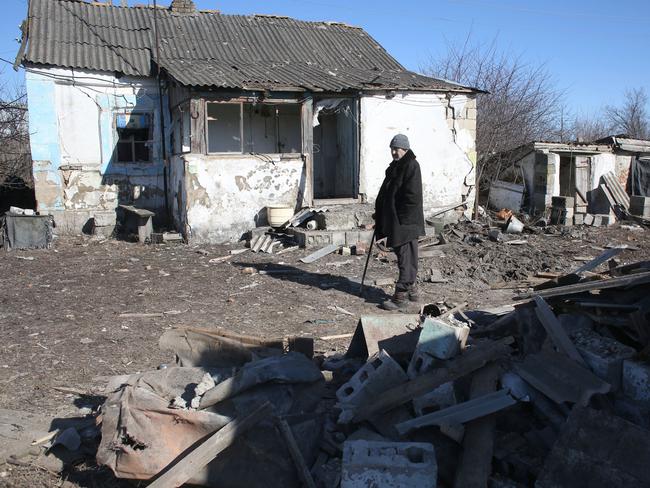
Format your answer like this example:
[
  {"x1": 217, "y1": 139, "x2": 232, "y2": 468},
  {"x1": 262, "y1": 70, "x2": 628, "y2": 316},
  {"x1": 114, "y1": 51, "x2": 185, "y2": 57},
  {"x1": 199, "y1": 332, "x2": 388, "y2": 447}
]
[{"x1": 23, "y1": 0, "x2": 476, "y2": 92}]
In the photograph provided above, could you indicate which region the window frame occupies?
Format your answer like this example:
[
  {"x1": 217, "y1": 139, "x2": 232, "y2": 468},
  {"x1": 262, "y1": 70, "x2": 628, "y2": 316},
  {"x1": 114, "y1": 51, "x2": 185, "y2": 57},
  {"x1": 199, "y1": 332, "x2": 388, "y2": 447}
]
[
  {"x1": 205, "y1": 100, "x2": 302, "y2": 156},
  {"x1": 114, "y1": 112, "x2": 155, "y2": 164}
]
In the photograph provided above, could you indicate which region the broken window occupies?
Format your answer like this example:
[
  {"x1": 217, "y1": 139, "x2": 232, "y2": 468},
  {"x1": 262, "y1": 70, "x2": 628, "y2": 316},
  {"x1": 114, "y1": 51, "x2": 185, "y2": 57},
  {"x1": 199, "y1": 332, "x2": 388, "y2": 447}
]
[
  {"x1": 207, "y1": 102, "x2": 301, "y2": 154},
  {"x1": 116, "y1": 113, "x2": 153, "y2": 163}
]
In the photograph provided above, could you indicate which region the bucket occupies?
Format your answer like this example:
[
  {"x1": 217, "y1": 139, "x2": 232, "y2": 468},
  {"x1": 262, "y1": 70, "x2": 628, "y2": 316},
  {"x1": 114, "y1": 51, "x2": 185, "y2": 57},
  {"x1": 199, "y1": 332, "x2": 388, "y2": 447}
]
[
  {"x1": 505, "y1": 215, "x2": 524, "y2": 234},
  {"x1": 267, "y1": 206, "x2": 294, "y2": 227}
]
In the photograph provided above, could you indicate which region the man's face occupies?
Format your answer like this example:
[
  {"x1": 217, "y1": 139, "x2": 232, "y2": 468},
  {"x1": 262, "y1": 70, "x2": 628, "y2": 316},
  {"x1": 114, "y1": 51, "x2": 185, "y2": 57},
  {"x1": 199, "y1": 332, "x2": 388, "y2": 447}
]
[{"x1": 391, "y1": 147, "x2": 407, "y2": 161}]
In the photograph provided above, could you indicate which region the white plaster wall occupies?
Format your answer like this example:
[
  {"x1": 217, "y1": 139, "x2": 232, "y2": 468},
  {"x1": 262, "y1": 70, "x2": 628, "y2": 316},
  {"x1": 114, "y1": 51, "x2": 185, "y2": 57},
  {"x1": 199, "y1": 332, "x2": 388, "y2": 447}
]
[
  {"x1": 183, "y1": 155, "x2": 305, "y2": 243},
  {"x1": 56, "y1": 83, "x2": 102, "y2": 167},
  {"x1": 27, "y1": 67, "x2": 169, "y2": 233},
  {"x1": 359, "y1": 93, "x2": 476, "y2": 217},
  {"x1": 591, "y1": 153, "x2": 617, "y2": 188}
]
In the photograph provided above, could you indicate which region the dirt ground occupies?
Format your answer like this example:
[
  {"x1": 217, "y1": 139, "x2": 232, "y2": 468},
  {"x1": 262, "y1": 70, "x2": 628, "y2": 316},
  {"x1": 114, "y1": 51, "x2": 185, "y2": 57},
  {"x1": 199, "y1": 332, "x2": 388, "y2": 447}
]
[{"x1": 0, "y1": 222, "x2": 648, "y2": 487}]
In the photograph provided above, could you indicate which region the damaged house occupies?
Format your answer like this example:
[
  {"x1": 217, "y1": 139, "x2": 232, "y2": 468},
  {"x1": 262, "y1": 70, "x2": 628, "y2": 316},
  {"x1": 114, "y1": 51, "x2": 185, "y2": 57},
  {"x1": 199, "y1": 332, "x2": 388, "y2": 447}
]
[
  {"x1": 18, "y1": 0, "x2": 480, "y2": 242},
  {"x1": 488, "y1": 136, "x2": 650, "y2": 224}
]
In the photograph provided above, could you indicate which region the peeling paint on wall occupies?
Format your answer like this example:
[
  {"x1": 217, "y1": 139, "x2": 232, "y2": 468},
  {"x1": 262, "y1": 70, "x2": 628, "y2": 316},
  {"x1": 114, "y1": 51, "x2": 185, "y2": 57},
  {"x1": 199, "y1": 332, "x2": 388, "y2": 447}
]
[
  {"x1": 183, "y1": 154, "x2": 303, "y2": 243},
  {"x1": 26, "y1": 67, "x2": 169, "y2": 234}
]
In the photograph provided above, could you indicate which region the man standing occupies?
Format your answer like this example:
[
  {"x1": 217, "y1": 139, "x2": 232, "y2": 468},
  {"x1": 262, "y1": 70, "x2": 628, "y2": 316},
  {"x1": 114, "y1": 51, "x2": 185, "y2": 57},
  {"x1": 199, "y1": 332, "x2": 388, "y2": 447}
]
[{"x1": 374, "y1": 134, "x2": 425, "y2": 311}]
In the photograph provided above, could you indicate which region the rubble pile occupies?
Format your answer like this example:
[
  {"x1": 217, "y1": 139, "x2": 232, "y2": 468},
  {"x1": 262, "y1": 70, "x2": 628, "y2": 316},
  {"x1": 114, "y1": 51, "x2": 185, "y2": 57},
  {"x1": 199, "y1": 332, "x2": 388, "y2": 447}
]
[{"x1": 83, "y1": 256, "x2": 650, "y2": 487}]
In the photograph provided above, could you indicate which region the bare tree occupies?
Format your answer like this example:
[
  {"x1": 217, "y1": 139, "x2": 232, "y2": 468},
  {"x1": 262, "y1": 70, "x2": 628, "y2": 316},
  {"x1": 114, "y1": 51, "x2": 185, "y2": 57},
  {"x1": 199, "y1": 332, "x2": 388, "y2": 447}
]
[
  {"x1": 567, "y1": 112, "x2": 612, "y2": 142},
  {"x1": 605, "y1": 87, "x2": 649, "y2": 139},
  {"x1": 0, "y1": 81, "x2": 31, "y2": 190},
  {"x1": 422, "y1": 35, "x2": 564, "y2": 187}
]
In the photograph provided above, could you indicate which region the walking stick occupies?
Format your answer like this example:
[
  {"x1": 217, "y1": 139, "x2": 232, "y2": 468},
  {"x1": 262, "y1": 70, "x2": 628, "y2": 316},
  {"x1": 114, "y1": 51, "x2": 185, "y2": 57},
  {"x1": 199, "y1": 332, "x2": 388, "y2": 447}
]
[{"x1": 359, "y1": 229, "x2": 377, "y2": 296}]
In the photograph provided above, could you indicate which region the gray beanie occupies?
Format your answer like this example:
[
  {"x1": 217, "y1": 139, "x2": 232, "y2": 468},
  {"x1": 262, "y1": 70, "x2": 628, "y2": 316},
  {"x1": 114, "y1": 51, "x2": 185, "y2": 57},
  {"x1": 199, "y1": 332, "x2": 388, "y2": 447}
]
[{"x1": 389, "y1": 133, "x2": 410, "y2": 150}]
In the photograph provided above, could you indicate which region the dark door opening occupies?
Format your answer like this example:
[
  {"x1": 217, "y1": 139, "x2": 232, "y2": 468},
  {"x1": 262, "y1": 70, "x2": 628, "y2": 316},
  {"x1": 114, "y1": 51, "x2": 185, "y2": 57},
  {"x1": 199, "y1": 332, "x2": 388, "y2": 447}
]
[{"x1": 313, "y1": 98, "x2": 358, "y2": 200}]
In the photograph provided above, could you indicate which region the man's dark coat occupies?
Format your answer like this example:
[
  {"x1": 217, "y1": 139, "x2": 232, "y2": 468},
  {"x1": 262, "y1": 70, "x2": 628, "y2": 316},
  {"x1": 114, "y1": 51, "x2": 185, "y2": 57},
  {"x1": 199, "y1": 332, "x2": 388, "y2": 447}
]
[{"x1": 374, "y1": 149, "x2": 425, "y2": 248}]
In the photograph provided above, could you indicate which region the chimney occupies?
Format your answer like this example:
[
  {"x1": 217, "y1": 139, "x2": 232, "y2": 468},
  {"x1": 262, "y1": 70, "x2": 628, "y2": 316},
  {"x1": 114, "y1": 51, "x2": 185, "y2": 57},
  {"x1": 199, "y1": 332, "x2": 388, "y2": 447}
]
[{"x1": 170, "y1": 0, "x2": 196, "y2": 14}]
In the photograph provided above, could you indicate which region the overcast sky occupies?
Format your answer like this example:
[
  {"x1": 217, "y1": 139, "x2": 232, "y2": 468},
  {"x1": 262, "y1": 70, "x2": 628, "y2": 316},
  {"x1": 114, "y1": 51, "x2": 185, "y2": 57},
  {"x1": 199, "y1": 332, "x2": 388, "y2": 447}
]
[{"x1": 2, "y1": 0, "x2": 649, "y2": 117}]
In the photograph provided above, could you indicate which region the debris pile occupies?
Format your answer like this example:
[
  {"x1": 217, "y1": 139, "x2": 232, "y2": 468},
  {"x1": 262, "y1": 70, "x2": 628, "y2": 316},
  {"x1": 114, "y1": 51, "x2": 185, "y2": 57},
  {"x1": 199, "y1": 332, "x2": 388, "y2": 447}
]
[{"x1": 85, "y1": 257, "x2": 650, "y2": 487}]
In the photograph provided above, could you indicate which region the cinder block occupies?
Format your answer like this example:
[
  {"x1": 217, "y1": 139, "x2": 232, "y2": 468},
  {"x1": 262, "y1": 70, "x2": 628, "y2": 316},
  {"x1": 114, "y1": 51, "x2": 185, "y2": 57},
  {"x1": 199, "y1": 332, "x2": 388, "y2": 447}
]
[
  {"x1": 415, "y1": 317, "x2": 469, "y2": 360},
  {"x1": 92, "y1": 210, "x2": 117, "y2": 227},
  {"x1": 345, "y1": 231, "x2": 360, "y2": 246},
  {"x1": 336, "y1": 350, "x2": 407, "y2": 423},
  {"x1": 290, "y1": 229, "x2": 348, "y2": 248},
  {"x1": 584, "y1": 213, "x2": 595, "y2": 226},
  {"x1": 591, "y1": 214, "x2": 613, "y2": 227},
  {"x1": 413, "y1": 382, "x2": 456, "y2": 417},
  {"x1": 630, "y1": 196, "x2": 650, "y2": 218},
  {"x1": 573, "y1": 213, "x2": 585, "y2": 225},
  {"x1": 623, "y1": 360, "x2": 650, "y2": 405},
  {"x1": 342, "y1": 440, "x2": 437, "y2": 488},
  {"x1": 407, "y1": 348, "x2": 438, "y2": 379},
  {"x1": 569, "y1": 328, "x2": 635, "y2": 391},
  {"x1": 551, "y1": 196, "x2": 575, "y2": 209},
  {"x1": 358, "y1": 230, "x2": 375, "y2": 244}
]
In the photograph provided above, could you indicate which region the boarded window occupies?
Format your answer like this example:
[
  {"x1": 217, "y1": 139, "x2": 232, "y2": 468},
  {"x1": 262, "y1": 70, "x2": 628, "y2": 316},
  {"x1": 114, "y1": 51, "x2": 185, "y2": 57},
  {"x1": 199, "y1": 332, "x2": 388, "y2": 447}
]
[
  {"x1": 116, "y1": 113, "x2": 153, "y2": 163},
  {"x1": 207, "y1": 102, "x2": 301, "y2": 154}
]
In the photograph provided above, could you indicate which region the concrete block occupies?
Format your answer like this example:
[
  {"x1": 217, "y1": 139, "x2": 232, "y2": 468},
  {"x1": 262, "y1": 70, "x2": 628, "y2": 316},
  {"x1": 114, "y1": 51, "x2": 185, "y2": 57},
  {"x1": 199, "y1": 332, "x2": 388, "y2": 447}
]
[
  {"x1": 358, "y1": 229, "x2": 374, "y2": 244},
  {"x1": 569, "y1": 328, "x2": 635, "y2": 391},
  {"x1": 623, "y1": 360, "x2": 650, "y2": 405},
  {"x1": 336, "y1": 350, "x2": 408, "y2": 423},
  {"x1": 584, "y1": 213, "x2": 595, "y2": 226},
  {"x1": 591, "y1": 214, "x2": 613, "y2": 227},
  {"x1": 551, "y1": 196, "x2": 575, "y2": 209},
  {"x1": 289, "y1": 229, "x2": 347, "y2": 248},
  {"x1": 345, "y1": 231, "x2": 360, "y2": 246},
  {"x1": 412, "y1": 381, "x2": 456, "y2": 417},
  {"x1": 92, "y1": 210, "x2": 116, "y2": 227},
  {"x1": 630, "y1": 195, "x2": 650, "y2": 218},
  {"x1": 407, "y1": 348, "x2": 438, "y2": 379},
  {"x1": 573, "y1": 213, "x2": 585, "y2": 225},
  {"x1": 341, "y1": 440, "x2": 437, "y2": 488},
  {"x1": 416, "y1": 317, "x2": 469, "y2": 360}
]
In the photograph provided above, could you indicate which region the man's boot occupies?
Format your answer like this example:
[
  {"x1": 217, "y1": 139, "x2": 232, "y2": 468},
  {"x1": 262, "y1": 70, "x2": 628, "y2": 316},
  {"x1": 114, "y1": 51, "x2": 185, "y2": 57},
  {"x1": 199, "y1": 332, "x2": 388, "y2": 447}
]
[
  {"x1": 407, "y1": 284, "x2": 419, "y2": 302},
  {"x1": 381, "y1": 290, "x2": 409, "y2": 311}
]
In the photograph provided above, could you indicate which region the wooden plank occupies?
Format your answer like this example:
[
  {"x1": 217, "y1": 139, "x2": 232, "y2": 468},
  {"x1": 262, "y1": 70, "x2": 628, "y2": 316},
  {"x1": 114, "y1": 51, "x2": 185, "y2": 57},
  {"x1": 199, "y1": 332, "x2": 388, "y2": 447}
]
[
  {"x1": 276, "y1": 419, "x2": 317, "y2": 488},
  {"x1": 454, "y1": 364, "x2": 501, "y2": 488},
  {"x1": 148, "y1": 402, "x2": 271, "y2": 488},
  {"x1": 533, "y1": 296, "x2": 587, "y2": 366},
  {"x1": 301, "y1": 97, "x2": 314, "y2": 206},
  {"x1": 517, "y1": 271, "x2": 650, "y2": 299},
  {"x1": 300, "y1": 244, "x2": 339, "y2": 263},
  {"x1": 350, "y1": 338, "x2": 513, "y2": 423},
  {"x1": 190, "y1": 98, "x2": 206, "y2": 154}
]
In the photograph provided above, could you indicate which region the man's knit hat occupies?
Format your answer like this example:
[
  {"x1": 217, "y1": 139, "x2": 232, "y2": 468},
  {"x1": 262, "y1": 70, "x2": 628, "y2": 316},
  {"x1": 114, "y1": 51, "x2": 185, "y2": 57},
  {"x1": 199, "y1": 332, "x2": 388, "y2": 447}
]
[{"x1": 389, "y1": 133, "x2": 410, "y2": 150}]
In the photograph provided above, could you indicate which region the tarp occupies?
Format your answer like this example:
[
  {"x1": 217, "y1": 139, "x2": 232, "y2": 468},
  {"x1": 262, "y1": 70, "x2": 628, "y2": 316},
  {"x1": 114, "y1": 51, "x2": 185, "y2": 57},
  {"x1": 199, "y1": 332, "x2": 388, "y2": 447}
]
[
  {"x1": 631, "y1": 157, "x2": 650, "y2": 197},
  {"x1": 97, "y1": 361, "x2": 324, "y2": 487}
]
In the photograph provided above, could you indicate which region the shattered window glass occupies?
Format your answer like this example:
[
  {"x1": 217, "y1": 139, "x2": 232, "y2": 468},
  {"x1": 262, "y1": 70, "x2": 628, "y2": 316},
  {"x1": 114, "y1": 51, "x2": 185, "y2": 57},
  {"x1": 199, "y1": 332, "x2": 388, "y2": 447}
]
[{"x1": 115, "y1": 113, "x2": 153, "y2": 163}]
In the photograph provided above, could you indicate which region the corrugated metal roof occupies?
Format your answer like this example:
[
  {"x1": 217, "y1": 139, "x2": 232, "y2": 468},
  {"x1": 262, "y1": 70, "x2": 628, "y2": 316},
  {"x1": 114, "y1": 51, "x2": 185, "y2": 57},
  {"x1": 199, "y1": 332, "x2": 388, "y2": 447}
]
[{"x1": 23, "y1": 0, "x2": 476, "y2": 92}]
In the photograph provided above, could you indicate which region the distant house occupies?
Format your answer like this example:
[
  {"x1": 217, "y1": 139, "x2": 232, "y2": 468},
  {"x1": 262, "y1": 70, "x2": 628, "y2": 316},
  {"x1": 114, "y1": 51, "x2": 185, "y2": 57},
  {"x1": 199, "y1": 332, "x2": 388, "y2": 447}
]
[
  {"x1": 18, "y1": 0, "x2": 481, "y2": 242},
  {"x1": 489, "y1": 136, "x2": 650, "y2": 216}
]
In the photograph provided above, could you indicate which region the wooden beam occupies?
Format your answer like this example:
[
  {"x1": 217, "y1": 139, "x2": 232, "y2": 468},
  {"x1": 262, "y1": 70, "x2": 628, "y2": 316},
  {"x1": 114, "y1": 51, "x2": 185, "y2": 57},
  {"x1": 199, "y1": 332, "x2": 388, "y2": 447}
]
[
  {"x1": 301, "y1": 96, "x2": 314, "y2": 206},
  {"x1": 148, "y1": 402, "x2": 271, "y2": 488},
  {"x1": 276, "y1": 419, "x2": 317, "y2": 488},
  {"x1": 517, "y1": 271, "x2": 650, "y2": 299}
]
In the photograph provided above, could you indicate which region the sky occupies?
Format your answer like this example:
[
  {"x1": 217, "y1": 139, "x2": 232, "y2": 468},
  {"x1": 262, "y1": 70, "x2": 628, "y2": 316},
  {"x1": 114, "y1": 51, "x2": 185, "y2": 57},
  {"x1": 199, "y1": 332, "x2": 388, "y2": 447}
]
[{"x1": 1, "y1": 0, "x2": 649, "y2": 117}]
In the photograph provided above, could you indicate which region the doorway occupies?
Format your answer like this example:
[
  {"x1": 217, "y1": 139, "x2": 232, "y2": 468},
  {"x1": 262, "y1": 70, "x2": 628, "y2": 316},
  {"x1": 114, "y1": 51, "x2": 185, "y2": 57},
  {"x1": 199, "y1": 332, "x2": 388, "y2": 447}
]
[{"x1": 312, "y1": 98, "x2": 358, "y2": 200}]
